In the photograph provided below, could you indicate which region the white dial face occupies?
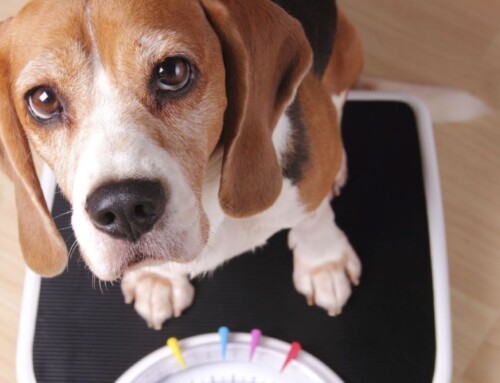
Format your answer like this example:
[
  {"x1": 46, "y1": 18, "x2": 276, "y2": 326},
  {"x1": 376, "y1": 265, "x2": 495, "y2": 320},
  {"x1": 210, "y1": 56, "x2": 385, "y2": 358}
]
[{"x1": 117, "y1": 333, "x2": 344, "y2": 383}]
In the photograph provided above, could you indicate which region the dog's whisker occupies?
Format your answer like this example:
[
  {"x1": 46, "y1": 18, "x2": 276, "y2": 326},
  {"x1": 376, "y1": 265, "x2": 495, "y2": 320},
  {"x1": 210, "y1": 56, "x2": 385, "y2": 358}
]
[
  {"x1": 98, "y1": 279, "x2": 104, "y2": 294},
  {"x1": 22, "y1": 151, "x2": 33, "y2": 167},
  {"x1": 53, "y1": 209, "x2": 73, "y2": 220},
  {"x1": 67, "y1": 239, "x2": 79, "y2": 260},
  {"x1": 58, "y1": 225, "x2": 74, "y2": 232}
]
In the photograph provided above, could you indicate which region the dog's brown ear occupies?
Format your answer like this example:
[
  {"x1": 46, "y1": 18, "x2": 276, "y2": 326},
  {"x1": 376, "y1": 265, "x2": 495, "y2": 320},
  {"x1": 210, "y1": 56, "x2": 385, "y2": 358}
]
[
  {"x1": 200, "y1": 0, "x2": 312, "y2": 217},
  {"x1": 0, "y1": 20, "x2": 67, "y2": 277}
]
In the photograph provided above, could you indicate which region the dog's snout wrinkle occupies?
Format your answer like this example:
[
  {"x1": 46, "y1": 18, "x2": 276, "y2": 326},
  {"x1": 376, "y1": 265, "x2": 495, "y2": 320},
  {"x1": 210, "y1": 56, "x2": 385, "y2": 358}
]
[{"x1": 85, "y1": 180, "x2": 166, "y2": 242}]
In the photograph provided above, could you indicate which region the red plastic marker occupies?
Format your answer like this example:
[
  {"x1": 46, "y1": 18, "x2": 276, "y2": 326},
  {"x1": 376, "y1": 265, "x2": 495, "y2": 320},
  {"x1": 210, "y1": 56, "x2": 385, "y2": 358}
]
[{"x1": 280, "y1": 341, "x2": 301, "y2": 372}]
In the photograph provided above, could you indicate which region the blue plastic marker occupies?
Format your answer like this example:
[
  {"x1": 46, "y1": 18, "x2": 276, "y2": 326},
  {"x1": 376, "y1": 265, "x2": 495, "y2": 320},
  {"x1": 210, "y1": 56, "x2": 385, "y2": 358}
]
[{"x1": 218, "y1": 326, "x2": 230, "y2": 360}]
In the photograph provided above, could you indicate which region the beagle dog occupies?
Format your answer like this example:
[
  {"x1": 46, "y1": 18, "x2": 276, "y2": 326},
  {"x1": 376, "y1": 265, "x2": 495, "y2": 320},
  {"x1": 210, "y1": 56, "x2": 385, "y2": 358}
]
[{"x1": 0, "y1": 0, "x2": 363, "y2": 329}]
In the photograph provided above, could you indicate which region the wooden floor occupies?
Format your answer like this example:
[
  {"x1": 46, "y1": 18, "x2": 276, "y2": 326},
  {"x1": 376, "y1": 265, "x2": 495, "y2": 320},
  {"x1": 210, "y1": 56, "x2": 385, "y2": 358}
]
[{"x1": 1, "y1": 0, "x2": 499, "y2": 382}]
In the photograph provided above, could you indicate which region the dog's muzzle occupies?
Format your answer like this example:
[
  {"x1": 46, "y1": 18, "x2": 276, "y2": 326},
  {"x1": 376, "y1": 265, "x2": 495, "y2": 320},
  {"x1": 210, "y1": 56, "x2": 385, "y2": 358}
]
[{"x1": 85, "y1": 179, "x2": 166, "y2": 242}]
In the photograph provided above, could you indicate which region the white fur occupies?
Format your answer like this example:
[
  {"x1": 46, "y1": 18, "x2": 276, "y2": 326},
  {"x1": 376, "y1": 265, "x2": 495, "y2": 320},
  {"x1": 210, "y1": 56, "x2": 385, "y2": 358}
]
[
  {"x1": 334, "y1": 149, "x2": 348, "y2": 196},
  {"x1": 272, "y1": 113, "x2": 292, "y2": 162},
  {"x1": 332, "y1": 92, "x2": 348, "y2": 195},
  {"x1": 332, "y1": 91, "x2": 347, "y2": 120}
]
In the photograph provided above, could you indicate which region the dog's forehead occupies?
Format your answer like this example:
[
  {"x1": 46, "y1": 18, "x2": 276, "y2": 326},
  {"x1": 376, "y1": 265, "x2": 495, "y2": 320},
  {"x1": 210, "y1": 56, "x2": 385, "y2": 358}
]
[
  {"x1": 88, "y1": 0, "x2": 212, "y2": 67},
  {"x1": 10, "y1": 0, "x2": 213, "y2": 78},
  {"x1": 88, "y1": 0, "x2": 207, "y2": 33},
  {"x1": 10, "y1": 0, "x2": 88, "y2": 66}
]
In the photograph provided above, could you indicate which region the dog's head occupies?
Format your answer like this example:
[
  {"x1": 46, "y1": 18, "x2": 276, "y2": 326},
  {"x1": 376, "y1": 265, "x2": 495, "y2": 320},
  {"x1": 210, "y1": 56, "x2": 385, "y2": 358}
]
[{"x1": 0, "y1": 0, "x2": 312, "y2": 280}]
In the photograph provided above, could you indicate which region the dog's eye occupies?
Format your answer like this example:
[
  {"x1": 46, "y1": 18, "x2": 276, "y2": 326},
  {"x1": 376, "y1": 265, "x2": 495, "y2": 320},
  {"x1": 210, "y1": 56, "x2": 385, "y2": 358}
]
[
  {"x1": 27, "y1": 87, "x2": 63, "y2": 122},
  {"x1": 155, "y1": 57, "x2": 192, "y2": 92}
]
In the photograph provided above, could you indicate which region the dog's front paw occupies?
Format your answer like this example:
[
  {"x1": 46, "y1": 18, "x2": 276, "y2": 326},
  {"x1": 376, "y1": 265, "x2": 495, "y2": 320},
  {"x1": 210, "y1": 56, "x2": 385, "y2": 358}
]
[
  {"x1": 291, "y1": 233, "x2": 361, "y2": 316},
  {"x1": 121, "y1": 270, "x2": 194, "y2": 330}
]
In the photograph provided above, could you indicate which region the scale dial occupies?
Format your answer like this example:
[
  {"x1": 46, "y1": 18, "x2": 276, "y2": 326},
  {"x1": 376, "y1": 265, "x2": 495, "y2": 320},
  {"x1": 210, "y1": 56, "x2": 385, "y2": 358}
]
[{"x1": 116, "y1": 332, "x2": 344, "y2": 383}]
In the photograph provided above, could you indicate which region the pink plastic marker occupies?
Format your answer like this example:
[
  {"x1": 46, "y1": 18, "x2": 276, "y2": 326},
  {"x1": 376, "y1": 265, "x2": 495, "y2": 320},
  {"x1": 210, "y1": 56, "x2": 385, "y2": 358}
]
[
  {"x1": 249, "y1": 329, "x2": 262, "y2": 361},
  {"x1": 280, "y1": 341, "x2": 301, "y2": 373}
]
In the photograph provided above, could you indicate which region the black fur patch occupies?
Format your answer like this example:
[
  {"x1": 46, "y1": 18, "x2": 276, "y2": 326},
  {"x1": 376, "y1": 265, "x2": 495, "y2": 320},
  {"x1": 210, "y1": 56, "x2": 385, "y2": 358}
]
[
  {"x1": 282, "y1": 97, "x2": 310, "y2": 184},
  {"x1": 272, "y1": 0, "x2": 337, "y2": 77}
]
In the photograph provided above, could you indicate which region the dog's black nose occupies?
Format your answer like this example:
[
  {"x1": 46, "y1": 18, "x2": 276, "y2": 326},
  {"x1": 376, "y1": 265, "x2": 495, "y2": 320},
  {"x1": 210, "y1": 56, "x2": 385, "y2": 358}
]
[{"x1": 85, "y1": 180, "x2": 166, "y2": 242}]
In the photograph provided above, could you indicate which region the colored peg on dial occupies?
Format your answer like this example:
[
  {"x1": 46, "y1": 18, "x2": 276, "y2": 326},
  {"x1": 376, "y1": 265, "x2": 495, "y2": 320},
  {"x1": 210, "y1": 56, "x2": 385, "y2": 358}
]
[
  {"x1": 281, "y1": 341, "x2": 301, "y2": 372},
  {"x1": 249, "y1": 329, "x2": 262, "y2": 361},
  {"x1": 218, "y1": 326, "x2": 230, "y2": 360},
  {"x1": 166, "y1": 337, "x2": 186, "y2": 369}
]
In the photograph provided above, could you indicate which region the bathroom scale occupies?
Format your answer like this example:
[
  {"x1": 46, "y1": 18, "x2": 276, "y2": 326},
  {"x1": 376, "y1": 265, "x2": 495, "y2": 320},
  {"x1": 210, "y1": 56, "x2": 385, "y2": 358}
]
[{"x1": 17, "y1": 92, "x2": 452, "y2": 383}]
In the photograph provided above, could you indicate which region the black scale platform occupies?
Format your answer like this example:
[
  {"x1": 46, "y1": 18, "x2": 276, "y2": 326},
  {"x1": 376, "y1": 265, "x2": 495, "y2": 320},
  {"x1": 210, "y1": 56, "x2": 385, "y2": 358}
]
[{"x1": 32, "y1": 101, "x2": 436, "y2": 383}]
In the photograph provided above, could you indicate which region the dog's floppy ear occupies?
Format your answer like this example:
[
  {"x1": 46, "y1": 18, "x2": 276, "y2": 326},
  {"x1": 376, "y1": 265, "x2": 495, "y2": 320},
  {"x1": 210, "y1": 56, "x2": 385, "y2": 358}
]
[
  {"x1": 0, "y1": 19, "x2": 67, "y2": 277},
  {"x1": 200, "y1": 0, "x2": 312, "y2": 217}
]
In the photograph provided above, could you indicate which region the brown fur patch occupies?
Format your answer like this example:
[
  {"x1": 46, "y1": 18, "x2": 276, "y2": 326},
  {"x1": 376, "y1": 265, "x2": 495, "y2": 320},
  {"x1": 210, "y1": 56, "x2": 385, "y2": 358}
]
[
  {"x1": 296, "y1": 74, "x2": 343, "y2": 212},
  {"x1": 321, "y1": 8, "x2": 364, "y2": 95}
]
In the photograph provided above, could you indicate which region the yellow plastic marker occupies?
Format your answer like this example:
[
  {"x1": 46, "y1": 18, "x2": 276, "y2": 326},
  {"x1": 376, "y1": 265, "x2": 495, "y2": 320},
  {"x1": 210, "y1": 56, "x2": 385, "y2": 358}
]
[{"x1": 167, "y1": 337, "x2": 186, "y2": 369}]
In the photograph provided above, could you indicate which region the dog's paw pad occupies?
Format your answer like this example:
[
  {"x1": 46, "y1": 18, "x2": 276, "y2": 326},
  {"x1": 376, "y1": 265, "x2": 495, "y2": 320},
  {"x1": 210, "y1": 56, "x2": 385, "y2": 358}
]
[{"x1": 121, "y1": 271, "x2": 194, "y2": 330}]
